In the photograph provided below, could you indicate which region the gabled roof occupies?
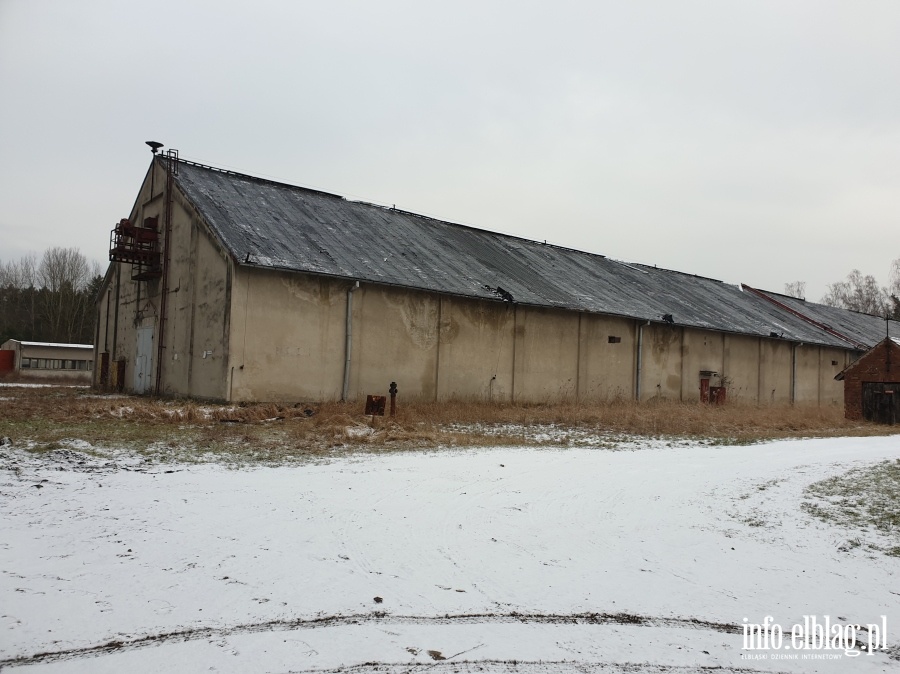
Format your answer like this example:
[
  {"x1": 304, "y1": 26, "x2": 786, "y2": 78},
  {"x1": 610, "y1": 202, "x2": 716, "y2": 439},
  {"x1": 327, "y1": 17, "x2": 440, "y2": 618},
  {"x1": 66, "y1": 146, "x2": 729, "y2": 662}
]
[
  {"x1": 834, "y1": 336, "x2": 900, "y2": 380},
  {"x1": 170, "y1": 158, "x2": 894, "y2": 349}
]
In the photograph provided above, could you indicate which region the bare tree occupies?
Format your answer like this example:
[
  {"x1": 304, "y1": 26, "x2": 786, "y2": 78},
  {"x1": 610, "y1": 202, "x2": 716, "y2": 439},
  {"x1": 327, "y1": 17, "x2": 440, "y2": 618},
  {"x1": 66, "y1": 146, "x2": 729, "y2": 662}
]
[
  {"x1": 0, "y1": 253, "x2": 37, "y2": 289},
  {"x1": 36, "y1": 247, "x2": 101, "y2": 343},
  {"x1": 821, "y1": 269, "x2": 889, "y2": 315},
  {"x1": 0, "y1": 254, "x2": 39, "y2": 341},
  {"x1": 889, "y1": 258, "x2": 900, "y2": 319},
  {"x1": 783, "y1": 281, "x2": 806, "y2": 300}
]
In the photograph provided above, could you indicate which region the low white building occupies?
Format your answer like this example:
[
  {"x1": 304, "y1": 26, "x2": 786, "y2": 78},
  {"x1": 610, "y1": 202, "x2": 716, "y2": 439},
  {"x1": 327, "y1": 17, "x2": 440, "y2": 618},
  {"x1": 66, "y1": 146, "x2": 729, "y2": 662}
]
[{"x1": 0, "y1": 340, "x2": 94, "y2": 383}]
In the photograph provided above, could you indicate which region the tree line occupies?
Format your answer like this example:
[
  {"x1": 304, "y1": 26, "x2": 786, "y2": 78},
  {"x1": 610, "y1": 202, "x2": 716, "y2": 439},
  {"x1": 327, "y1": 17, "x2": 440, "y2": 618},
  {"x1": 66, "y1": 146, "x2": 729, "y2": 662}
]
[
  {"x1": 785, "y1": 257, "x2": 900, "y2": 319},
  {"x1": 0, "y1": 248, "x2": 103, "y2": 346}
]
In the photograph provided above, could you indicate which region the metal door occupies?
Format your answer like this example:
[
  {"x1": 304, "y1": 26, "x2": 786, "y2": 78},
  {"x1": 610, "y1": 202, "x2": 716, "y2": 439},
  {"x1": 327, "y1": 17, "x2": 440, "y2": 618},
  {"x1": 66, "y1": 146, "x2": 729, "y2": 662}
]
[
  {"x1": 862, "y1": 382, "x2": 900, "y2": 425},
  {"x1": 134, "y1": 326, "x2": 154, "y2": 394}
]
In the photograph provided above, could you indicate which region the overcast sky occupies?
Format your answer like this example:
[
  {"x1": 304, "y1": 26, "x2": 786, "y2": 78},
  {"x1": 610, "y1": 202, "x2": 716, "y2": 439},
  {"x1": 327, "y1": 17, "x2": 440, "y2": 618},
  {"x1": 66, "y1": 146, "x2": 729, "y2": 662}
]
[{"x1": 1, "y1": 0, "x2": 898, "y2": 301}]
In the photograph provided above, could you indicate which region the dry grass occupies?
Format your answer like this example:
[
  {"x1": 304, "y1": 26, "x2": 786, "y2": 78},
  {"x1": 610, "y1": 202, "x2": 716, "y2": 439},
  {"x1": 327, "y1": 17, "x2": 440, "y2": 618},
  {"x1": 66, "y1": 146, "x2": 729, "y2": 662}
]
[
  {"x1": 0, "y1": 386, "x2": 895, "y2": 464},
  {"x1": 402, "y1": 397, "x2": 890, "y2": 441}
]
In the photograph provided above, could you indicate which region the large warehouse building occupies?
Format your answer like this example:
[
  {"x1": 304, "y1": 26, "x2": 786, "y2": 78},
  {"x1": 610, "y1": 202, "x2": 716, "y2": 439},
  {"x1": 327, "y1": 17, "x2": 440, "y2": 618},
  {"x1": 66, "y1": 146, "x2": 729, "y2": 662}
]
[{"x1": 94, "y1": 150, "x2": 897, "y2": 404}]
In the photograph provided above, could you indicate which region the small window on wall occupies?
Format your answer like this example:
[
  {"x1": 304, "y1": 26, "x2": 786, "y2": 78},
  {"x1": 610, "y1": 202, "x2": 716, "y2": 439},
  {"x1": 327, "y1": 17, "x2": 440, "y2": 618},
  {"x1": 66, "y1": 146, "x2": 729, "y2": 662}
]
[
  {"x1": 21, "y1": 358, "x2": 31, "y2": 368},
  {"x1": 832, "y1": 360, "x2": 838, "y2": 366},
  {"x1": 608, "y1": 336, "x2": 621, "y2": 344}
]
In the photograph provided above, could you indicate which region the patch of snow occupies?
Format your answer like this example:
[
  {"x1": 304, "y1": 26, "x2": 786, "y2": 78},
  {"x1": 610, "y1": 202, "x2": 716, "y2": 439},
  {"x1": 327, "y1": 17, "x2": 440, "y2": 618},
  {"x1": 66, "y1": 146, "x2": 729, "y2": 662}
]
[
  {"x1": 1, "y1": 436, "x2": 898, "y2": 672},
  {"x1": 80, "y1": 394, "x2": 130, "y2": 400}
]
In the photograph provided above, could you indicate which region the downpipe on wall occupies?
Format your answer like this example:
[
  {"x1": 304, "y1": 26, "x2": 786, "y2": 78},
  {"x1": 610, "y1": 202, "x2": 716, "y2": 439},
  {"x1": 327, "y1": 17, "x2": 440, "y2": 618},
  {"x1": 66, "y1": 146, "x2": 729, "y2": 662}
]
[
  {"x1": 791, "y1": 342, "x2": 803, "y2": 405},
  {"x1": 635, "y1": 320, "x2": 650, "y2": 401},
  {"x1": 341, "y1": 281, "x2": 360, "y2": 402}
]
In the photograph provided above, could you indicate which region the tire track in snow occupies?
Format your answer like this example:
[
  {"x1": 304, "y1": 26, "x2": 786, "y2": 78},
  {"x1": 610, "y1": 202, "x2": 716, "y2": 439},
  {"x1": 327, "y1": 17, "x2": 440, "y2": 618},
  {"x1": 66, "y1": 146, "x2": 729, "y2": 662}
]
[
  {"x1": 0, "y1": 611, "x2": 742, "y2": 668},
  {"x1": 284, "y1": 661, "x2": 788, "y2": 674}
]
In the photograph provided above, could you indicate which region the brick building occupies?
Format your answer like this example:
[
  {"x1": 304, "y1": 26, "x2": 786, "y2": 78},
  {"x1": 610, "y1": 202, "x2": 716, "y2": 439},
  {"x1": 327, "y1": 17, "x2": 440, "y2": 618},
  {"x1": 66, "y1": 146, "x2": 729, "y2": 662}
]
[{"x1": 835, "y1": 337, "x2": 900, "y2": 423}]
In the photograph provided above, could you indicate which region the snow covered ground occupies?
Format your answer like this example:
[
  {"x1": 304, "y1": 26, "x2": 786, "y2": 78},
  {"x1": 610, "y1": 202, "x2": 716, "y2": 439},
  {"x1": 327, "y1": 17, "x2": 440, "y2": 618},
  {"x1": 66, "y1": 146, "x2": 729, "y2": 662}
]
[{"x1": 1, "y1": 436, "x2": 898, "y2": 673}]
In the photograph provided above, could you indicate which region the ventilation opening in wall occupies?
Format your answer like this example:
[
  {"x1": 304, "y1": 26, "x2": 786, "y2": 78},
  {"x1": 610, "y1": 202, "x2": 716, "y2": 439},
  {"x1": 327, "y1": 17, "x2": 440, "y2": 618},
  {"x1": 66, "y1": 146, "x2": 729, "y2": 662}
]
[
  {"x1": 608, "y1": 336, "x2": 621, "y2": 343},
  {"x1": 832, "y1": 360, "x2": 838, "y2": 366}
]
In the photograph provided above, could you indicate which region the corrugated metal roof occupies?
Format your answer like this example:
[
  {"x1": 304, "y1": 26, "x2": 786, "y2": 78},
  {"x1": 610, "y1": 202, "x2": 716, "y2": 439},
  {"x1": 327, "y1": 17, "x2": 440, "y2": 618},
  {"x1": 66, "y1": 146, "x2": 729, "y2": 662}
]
[
  {"x1": 747, "y1": 289, "x2": 898, "y2": 350},
  {"x1": 171, "y1": 159, "x2": 893, "y2": 349}
]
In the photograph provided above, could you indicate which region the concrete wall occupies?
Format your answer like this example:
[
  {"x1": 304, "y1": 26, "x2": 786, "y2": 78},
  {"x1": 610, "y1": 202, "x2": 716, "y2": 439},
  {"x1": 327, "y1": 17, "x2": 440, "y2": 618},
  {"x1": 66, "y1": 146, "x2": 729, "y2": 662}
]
[
  {"x1": 758, "y1": 339, "x2": 793, "y2": 404},
  {"x1": 632, "y1": 326, "x2": 839, "y2": 405},
  {"x1": 95, "y1": 160, "x2": 231, "y2": 398},
  {"x1": 221, "y1": 271, "x2": 849, "y2": 406},
  {"x1": 228, "y1": 269, "x2": 348, "y2": 402},
  {"x1": 162, "y1": 208, "x2": 231, "y2": 400},
  {"x1": 351, "y1": 287, "x2": 441, "y2": 400},
  {"x1": 436, "y1": 296, "x2": 515, "y2": 401},
  {"x1": 512, "y1": 306, "x2": 580, "y2": 402},
  {"x1": 819, "y1": 347, "x2": 853, "y2": 406},
  {"x1": 96, "y1": 162, "x2": 165, "y2": 393},
  {"x1": 680, "y1": 328, "x2": 725, "y2": 402},
  {"x1": 578, "y1": 314, "x2": 635, "y2": 401},
  {"x1": 640, "y1": 324, "x2": 683, "y2": 400},
  {"x1": 722, "y1": 334, "x2": 760, "y2": 402}
]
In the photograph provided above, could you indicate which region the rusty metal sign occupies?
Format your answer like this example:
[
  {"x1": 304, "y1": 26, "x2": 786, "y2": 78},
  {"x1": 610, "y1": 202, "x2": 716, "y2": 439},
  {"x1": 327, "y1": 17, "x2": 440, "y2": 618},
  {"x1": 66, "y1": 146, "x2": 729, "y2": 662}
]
[{"x1": 365, "y1": 395, "x2": 386, "y2": 416}]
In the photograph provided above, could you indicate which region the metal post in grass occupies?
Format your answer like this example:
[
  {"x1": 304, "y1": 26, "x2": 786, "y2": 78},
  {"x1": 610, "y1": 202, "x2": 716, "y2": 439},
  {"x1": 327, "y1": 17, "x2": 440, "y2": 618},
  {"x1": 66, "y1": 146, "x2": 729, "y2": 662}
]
[{"x1": 389, "y1": 381, "x2": 397, "y2": 417}]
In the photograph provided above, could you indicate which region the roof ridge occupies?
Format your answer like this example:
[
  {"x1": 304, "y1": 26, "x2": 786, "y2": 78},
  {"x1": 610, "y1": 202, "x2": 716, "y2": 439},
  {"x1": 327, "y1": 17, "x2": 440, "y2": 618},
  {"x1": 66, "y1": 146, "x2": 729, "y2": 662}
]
[
  {"x1": 741, "y1": 284, "x2": 870, "y2": 349},
  {"x1": 172, "y1": 157, "x2": 346, "y2": 201},
  {"x1": 175, "y1": 156, "x2": 617, "y2": 262}
]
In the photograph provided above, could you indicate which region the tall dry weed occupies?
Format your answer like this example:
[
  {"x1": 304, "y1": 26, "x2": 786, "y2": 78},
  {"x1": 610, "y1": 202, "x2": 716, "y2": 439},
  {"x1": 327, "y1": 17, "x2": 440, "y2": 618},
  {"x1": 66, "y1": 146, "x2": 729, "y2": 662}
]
[{"x1": 0, "y1": 386, "x2": 893, "y2": 456}]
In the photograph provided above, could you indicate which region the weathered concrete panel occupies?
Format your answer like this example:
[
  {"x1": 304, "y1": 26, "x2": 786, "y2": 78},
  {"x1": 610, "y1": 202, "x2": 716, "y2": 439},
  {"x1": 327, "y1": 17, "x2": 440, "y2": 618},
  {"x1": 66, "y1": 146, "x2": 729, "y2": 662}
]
[
  {"x1": 181, "y1": 223, "x2": 229, "y2": 400},
  {"x1": 641, "y1": 324, "x2": 682, "y2": 400},
  {"x1": 818, "y1": 347, "x2": 848, "y2": 406},
  {"x1": 512, "y1": 307, "x2": 579, "y2": 402},
  {"x1": 436, "y1": 297, "x2": 514, "y2": 402},
  {"x1": 681, "y1": 329, "x2": 725, "y2": 402},
  {"x1": 722, "y1": 334, "x2": 760, "y2": 402},
  {"x1": 759, "y1": 339, "x2": 793, "y2": 404},
  {"x1": 793, "y1": 344, "x2": 821, "y2": 403},
  {"x1": 577, "y1": 314, "x2": 635, "y2": 401},
  {"x1": 229, "y1": 270, "x2": 347, "y2": 402},
  {"x1": 352, "y1": 286, "x2": 439, "y2": 401}
]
